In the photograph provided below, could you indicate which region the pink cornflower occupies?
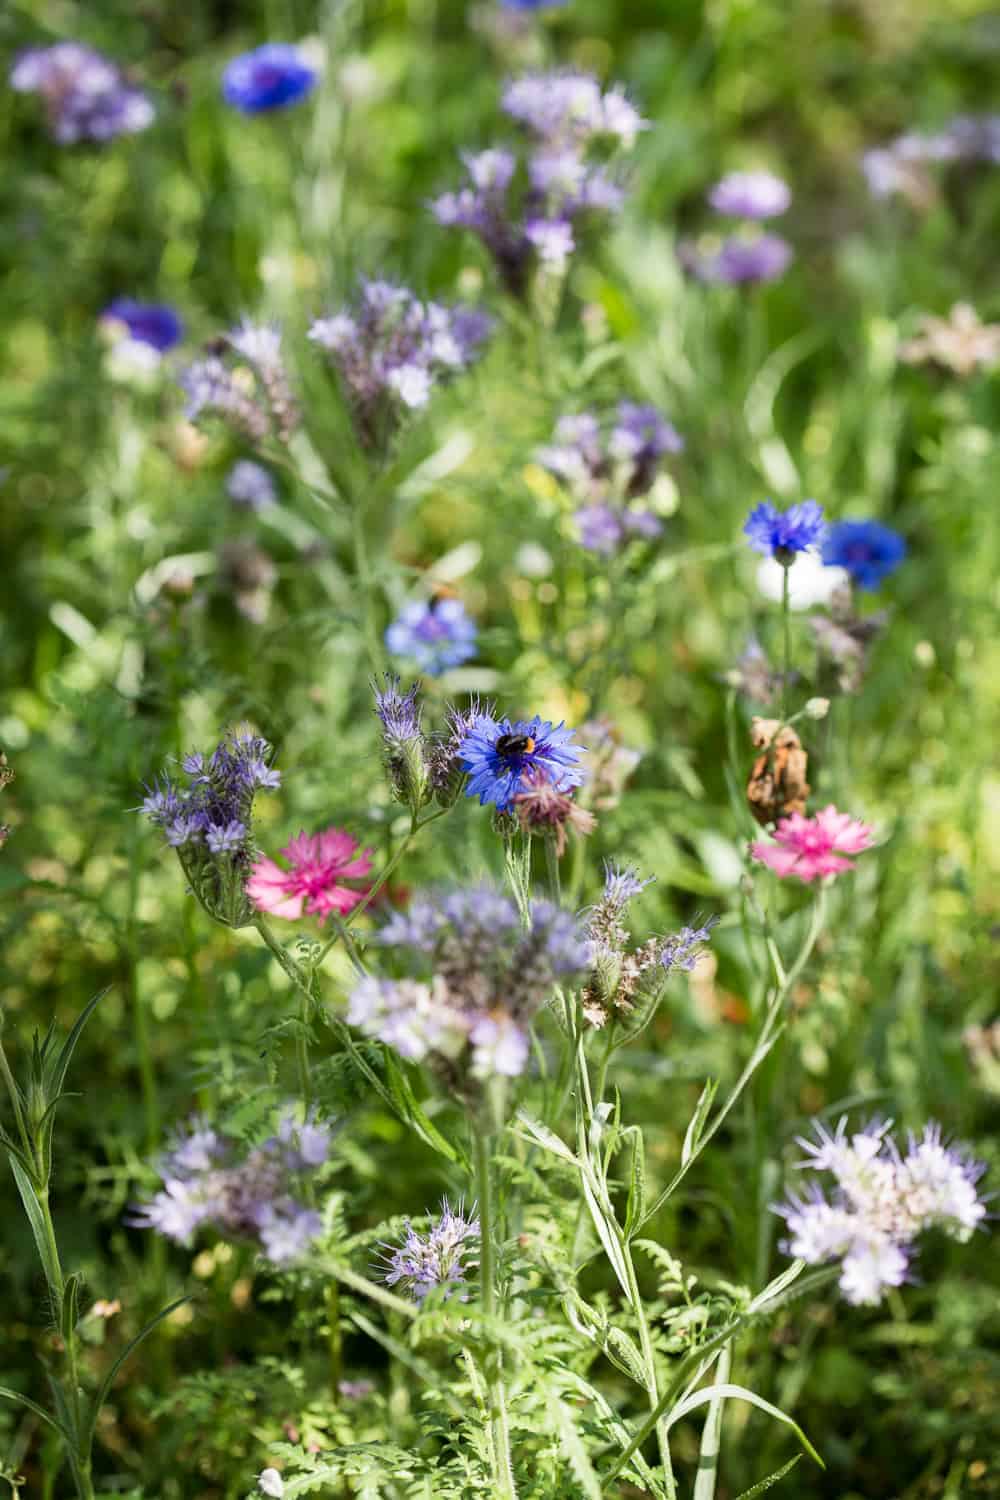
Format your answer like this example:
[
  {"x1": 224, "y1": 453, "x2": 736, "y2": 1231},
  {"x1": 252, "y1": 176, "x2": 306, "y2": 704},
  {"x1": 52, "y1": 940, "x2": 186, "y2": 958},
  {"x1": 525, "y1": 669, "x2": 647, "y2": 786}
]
[
  {"x1": 248, "y1": 828, "x2": 374, "y2": 920},
  {"x1": 751, "y1": 804, "x2": 874, "y2": 883}
]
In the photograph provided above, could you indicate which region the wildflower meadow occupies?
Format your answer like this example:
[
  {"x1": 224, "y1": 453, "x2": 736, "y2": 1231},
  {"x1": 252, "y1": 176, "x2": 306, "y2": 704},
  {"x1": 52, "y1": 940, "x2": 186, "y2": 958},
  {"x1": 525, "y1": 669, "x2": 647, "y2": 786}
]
[{"x1": 4, "y1": 1, "x2": 1000, "y2": 1496}]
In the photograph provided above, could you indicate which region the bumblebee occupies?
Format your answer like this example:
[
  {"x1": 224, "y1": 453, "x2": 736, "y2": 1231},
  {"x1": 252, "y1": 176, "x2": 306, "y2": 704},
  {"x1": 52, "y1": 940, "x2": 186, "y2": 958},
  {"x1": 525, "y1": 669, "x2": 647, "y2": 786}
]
[{"x1": 495, "y1": 732, "x2": 536, "y2": 759}]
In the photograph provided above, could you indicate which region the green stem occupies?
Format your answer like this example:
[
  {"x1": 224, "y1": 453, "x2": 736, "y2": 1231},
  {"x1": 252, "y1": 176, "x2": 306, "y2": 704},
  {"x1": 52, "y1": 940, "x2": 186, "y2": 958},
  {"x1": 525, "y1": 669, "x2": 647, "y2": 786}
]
[
  {"x1": 780, "y1": 562, "x2": 791, "y2": 727},
  {"x1": 126, "y1": 820, "x2": 159, "y2": 1153},
  {"x1": 621, "y1": 1234, "x2": 676, "y2": 1497},
  {"x1": 473, "y1": 1131, "x2": 518, "y2": 1500},
  {"x1": 692, "y1": 1342, "x2": 732, "y2": 1500},
  {"x1": 543, "y1": 837, "x2": 561, "y2": 903},
  {"x1": 317, "y1": 1257, "x2": 417, "y2": 1320},
  {"x1": 352, "y1": 499, "x2": 384, "y2": 677},
  {"x1": 326, "y1": 1280, "x2": 342, "y2": 1402}
]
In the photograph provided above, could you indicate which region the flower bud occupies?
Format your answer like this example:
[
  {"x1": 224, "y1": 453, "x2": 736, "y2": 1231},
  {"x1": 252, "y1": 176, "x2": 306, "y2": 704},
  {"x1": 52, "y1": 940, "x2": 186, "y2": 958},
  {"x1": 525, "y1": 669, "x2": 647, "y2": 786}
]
[
  {"x1": 805, "y1": 697, "x2": 830, "y2": 720},
  {"x1": 258, "y1": 1469, "x2": 284, "y2": 1497}
]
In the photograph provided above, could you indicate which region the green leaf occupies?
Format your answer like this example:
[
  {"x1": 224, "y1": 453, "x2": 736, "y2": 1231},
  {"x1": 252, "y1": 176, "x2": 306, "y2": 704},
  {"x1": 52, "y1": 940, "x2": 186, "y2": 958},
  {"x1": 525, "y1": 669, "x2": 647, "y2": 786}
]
[
  {"x1": 624, "y1": 1126, "x2": 646, "y2": 1237},
  {"x1": 733, "y1": 1455, "x2": 803, "y2": 1498},
  {"x1": 9, "y1": 1159, "x2": 62, "y2": 1302},
  {"x1": 682, "y1": 1080, "x2": 718, "y2": 1166},
  {"x1": 513, "y1": 1110, "x2": 578, "y2": 1165},
  {"x1": 83, "y1": 1296, "x2": 191, "y2": 1448},
  {"x1": 61, "y1": 1273, "x2": 83, "y2": 1346},
  {"x1": 0, "y1": 1385, "x2": 66, "y2": 1437},
  {"x1": 48, "y1": 990, "x2": 107, "y2": 1099},
  {"x1": 547, "y1": 1391, "x2": 602, "y2": 1500},
  {"x1": 382, "y1": 1051, "x2": 461, "y2": 1165},
  {"x1": 665, "y1": 1384, "x2": 823, "y2": 1469}
]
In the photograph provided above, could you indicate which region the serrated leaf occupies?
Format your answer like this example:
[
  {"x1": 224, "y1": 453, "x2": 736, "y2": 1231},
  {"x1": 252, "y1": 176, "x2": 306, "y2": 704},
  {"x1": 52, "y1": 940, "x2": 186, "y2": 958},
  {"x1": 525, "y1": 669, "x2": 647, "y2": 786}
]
[
  {"x1": 547, "y1": 1392, "x2": 601, "y2": 1500},
  {"x1": 733, "y1": 1454, "x2": 803, "y2": 1498}
]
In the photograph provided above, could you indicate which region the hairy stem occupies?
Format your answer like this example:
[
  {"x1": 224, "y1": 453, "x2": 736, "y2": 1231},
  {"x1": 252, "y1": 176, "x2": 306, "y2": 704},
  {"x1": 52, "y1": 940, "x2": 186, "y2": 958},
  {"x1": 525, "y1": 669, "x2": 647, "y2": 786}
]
[{"x1": 474, "y1": 1130, "x2": 518, "y2": 1500}]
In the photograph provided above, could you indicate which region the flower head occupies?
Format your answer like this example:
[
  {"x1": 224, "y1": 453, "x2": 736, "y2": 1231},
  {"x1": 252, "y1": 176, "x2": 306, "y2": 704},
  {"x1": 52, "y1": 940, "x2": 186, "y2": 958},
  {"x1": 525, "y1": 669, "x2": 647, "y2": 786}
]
[
  {"x1": 775, "y1": 1116, "x2": 987, "y2": 1305},
  {"x1": 131, "y1": 1105, "x2": 328, "y2": 1265},
  {"x1": 382, "y1": 1202, "x2": 479, "y2": 1302},
  {"x1": 744, "y1": 499, "x2": 826, "y2": 560},
  {"x1": 141, "y1": 728, "x2": 280, "y2": 927},
  {"x1": 222, "y1": 44, "x2": 317, "y2": 113},
  {"x1": 752, "y1": 805, "x2": 874, "y2": 883},
  {"x1": 385, "y1": 599, "x2": 478, "y2": 676},
  {"x1": 309, "y1": 280, "x2": 490, "y2": 445},
  {"x1": 11, "y1": 42, "x2": 154, "y2": 143},
  {"x1": 226, "y1": 459, "x2": 277, "y2": 510},
  {"x1": 181, "y1": 321, "x2": 298, "y2": 443},
  {"x1": 457, "y1": 712, "x2": 584, "y2": 812},
  {"x1": 248, "y1": 827, "x2": 373, "y2": 922},
  {"x1": 708, "y1": 171, "x2": 791, "y2": 220},
  {"x1": 684, "y1": 233, "x2": 793, "y2": 285},
  {"x1": 349, "y1": 885, "x2": 591, "y2": 1084},
  {"x1": 432, "y1": 72, "x2": 642, "y2": 297},
  {"x1": 899, "y1": 303, "x2": 1000, "y2": 377},
  {"x1": 512, "y1": 766, "x2": 596, "y2": 855},
  {"x1": 821, "y1": 520, "x2": 906, "y2": 590},
  {"x1": 101, "y1": 299, "x2": 183, "y2": 352}
]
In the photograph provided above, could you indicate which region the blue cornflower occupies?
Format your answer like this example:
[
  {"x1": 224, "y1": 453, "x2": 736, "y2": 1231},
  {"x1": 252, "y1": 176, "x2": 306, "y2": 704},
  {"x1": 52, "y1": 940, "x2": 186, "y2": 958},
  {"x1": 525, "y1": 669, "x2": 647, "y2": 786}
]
[
  {"x1": 744, "y1": 499, "x2": 826, "y2": 560},
  {"x1": 102, "y1": 298, "x2": 183, "y2": 352},
  {"x1": 821, "y1": 520, "x2": 906, "y2": 590},
  {"x1": 222, "y1": 44, "x2": 317, "y2": 114},
  {"x1": 385, "y1": 599, "x2": 478, "y2": 676},
  {"x1": 458, "y1": 712, "x2": 585, "y2": 812}
]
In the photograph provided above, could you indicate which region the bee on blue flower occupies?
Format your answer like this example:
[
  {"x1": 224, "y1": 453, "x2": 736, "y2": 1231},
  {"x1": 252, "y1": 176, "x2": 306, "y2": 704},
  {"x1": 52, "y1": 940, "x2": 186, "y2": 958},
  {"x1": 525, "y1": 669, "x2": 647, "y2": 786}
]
[
  {"x1": 822, "y1": 519, "x2": 906, "y2": 590},
  {"x1": 222, "y1": 44, "x2": 317, "y2": 114},
  {"x1": 743, "y1": 499, "x2": 826, "y2": 561},
  {"x1": 458, "y1": 712, "x2": 584, "y2": 812}
]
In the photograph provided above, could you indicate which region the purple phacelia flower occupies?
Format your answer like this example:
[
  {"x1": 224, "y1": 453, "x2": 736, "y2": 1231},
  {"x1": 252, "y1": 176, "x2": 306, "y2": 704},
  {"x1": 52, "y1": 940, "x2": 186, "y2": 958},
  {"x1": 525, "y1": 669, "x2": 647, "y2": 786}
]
[
  {"x1": 11, "y1": 43, "x2": 153, "y2": 144},
  {"x1": 708, "y1": 170, "x2": 791, "y2": 220},
  {"x1": 131, "y1": 1106, "x2": 328, "y2": 1265},
  {"x1": 309, "y1": 280, "x2": 490, "y2": 446},
  {"x1": 222, "y1": 44, "x2": 317, "y2": 114},
  {"x1": 774, "y1": 1116, "x2": 987, "y2": 1306},
  {"x1": 226, "y1": 459, "x2": 277, "y2": 511},
  {"x1": 382, "y1": 1202, "x2": 479, "y2": 1302},
  {"x1": 686, "y1": 233, "x2": 794, "y2": 285}
]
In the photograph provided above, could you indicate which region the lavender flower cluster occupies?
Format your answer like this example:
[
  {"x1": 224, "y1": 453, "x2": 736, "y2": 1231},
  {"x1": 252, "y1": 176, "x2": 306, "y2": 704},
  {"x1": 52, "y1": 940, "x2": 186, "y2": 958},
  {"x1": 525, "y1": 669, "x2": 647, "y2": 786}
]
[
  {"x1": 382, "y1": 1201, "x2": 480, "y2": 1302},
  {"x1": 682, "y1": 168, "x2": 793, "y2": 286},
  {"x1": 141, "y1": 727, "x2": 280, "y2": 927},
  {"x1": 432, "y1": 71, "x2": 645, "y2": 295},
  {"x1": 132, "y1": 1109, "x2": 331, "y2": 1265},
  {"x1": 776, "y1": 1119, "x2": 987, "y2": 1305},
  {"x1": 309, "y1": 280, "x2": 491, "y2": 446},
  {"x1": 537, "y1": 403, "x2": 683, "y2": 554},
  {"x1": 582, "y1": 863, "x2": 715, "y2": 1027},
  {"x1": 181, "y1": 321, "x2": 299, "y2": 444},
  {"x1": 11, "y1": 42, "x2": 154, "y2": 144},
  {"x1": 347, "y1": 884, "x2": 592, "y2": 1081},
  {"x1": 862, "y1": 114, "x2": 1000, "y2": 201}
]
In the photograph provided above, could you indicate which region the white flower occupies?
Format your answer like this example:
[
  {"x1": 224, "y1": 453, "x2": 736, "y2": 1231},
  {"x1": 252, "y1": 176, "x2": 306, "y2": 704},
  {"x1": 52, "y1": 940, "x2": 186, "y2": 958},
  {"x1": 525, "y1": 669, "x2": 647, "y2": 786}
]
[
  {"x1": 756, "y1": 547, "x2": 850, "y2": 610},
  {"x1": 258, "y1": 1468, "x2": 285, "y2": 1497},
  {"x1": 387, "y1": 363, "x2": 433, "y2": 408},
  {"x1": 838, "y1": 1238, "x2": 908, "y2": 1306}
]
